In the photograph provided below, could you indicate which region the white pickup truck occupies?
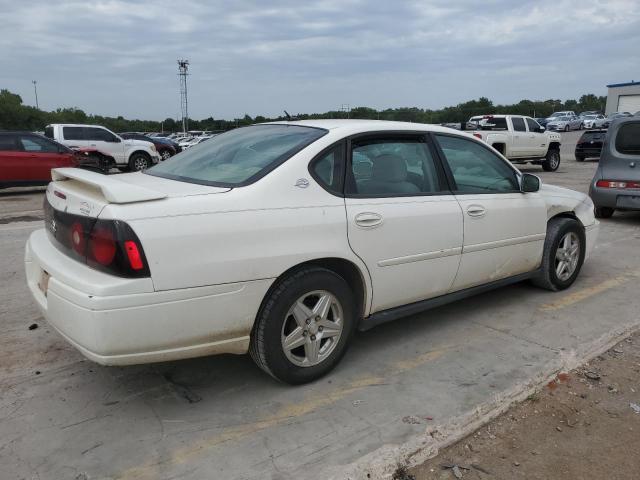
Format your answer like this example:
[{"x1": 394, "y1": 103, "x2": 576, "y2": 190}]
[
  {"x1": 45, "y1": 124, "x2": 161, "y2": 171},
  {"x1": 468, "y1": 115, "x2": 562, "y2": 172}
]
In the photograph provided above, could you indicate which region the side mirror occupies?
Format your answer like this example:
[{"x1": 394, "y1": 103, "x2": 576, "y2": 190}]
[
  {"x1": 521, "y1": 173, "x2": 541, "y2": 193},
  {"x1": 537, "y1": 126, "x2": 546, "y2": 133},
  {"x1": 111, "y1": 136, "x2": 122, "y2": 143}
]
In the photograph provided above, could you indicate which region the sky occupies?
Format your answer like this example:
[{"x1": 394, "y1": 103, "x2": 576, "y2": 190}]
[{"x1": 1, "y1": 0, "x2": 639, "y2": 120}]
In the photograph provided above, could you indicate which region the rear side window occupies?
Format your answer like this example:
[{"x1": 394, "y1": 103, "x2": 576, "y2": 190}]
[
  {"x1": 479, "y1": 117, "x2": 508, "y2": 130},
  {"x1": 512, "y1": 117, "x2": 526, "y2": 132},
  {"x1": 0, "y1": 135, "x2": 19, "y2": 151},
  {"x1": 147, "y1": 125, "x2": 327, "y2": 187},
  {"x1": 347, "y1": 136, "x2": 443, "y2": 196},
  {"x1": 63, "y1": 127, "x2": 85, "y2": 141},
  {"x1": 615, "y1": 123, "x2": 640, "y2": 155},
  {"x1": 435, "y1": 134, "x2": 519, "y2": 193}
]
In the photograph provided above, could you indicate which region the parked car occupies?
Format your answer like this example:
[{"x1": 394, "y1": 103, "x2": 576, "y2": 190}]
[
  {"x1": 120, "y1": 133, "x2": 177, "y2": 160},
  {"x1": 0, "y1": 132, "x2": 79, "y2": 188},
  {"x1": 578, "y1": 111, "x2": 601, "y2": 118},
  {"x1": 45, "y1": 124, "x2": 161, "y2": 171},
  {"x1": 589, "y1": 117, "x2": 640, "y2": 218},
  {"x1": 575, "y1": 129, "x2": 606, "y2": 161},
  {"x1": 547, "y1": 111, "x2": 576, "y2": 122},
  {"x1": 25, "y1": 120, "x2": 599, "y2": 384},
  {"x1": 546, "y1": 115, "x2": 583, "y2": 132},
  {"x1": 603, "y1": 112, "x2": 633, "y2": 128},
  {"x1": 535, "y1": 117, "x2": 549, "y2": 127},
  {"x1": 471, "y1": 115, "x2": 562, "y2": 171},
  {"x1": 582, "y1": 114, "x2": 606, "y2": 129}
]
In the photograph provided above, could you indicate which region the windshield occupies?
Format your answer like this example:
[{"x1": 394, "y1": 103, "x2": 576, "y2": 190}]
[
  {"x1": 146, "y1": 124, "x2": 327, "y2": 187},
  {"x1": 584, "y1": 115, "x2": 597, "y2": 119},
  {"x1": 556, "y1": 116, "x2": 571, "y2": 121}
]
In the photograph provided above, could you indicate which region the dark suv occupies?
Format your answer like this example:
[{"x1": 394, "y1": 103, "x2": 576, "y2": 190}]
[
  {"x1": 575, "y1": 129, "x2": 606, "y2": 161},
  {"x1": 589, "y1": 117, "x2": 640, "y2": 218},
  {"x1": 120, "y1": 133, "x2": 178, "y2": 160}
]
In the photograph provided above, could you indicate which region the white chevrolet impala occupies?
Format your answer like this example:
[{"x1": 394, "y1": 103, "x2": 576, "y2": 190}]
[{"x1": 25, "y1": 120, "x2": 599, "y2": 384}]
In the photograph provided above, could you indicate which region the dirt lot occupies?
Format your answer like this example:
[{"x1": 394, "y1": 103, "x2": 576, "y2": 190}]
[{"x1": 410, "y1": 331, "x2": 640, "y2": 480}]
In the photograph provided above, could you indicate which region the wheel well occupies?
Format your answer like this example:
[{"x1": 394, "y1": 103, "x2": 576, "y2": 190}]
[
  {"x1": 549, "y1": 211, "x2": 583, "y2": 228},
  {"x1": 491, "y1": 143, "x2": 506, "y2": 155},
  {"x1": 548, "y1": 142, "x2": 560, "y2": 151},
  {"x1": 260, "y1": 258, "x2": 367, "y2": 323},
  {"x1": 129, "y1": 150, "x2": 151, "y2": 160}
]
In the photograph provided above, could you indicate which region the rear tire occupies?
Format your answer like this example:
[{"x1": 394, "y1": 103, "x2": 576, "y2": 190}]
[
  {"x1": 564, "y1": 125, "x2": 570, "y2": 132},
  {"x1": 531, "y1": 217, "x2": 585, "y2": 291},
  {"x1": 575, "y1": 155, "x2": 585, "y2": 162},
  {"x1": 595, "y1": 206, "x2": 614, "y2": 219},
  {"x1": 128, "y1": 153, "x2": 150, "y2": 171},
  {"x1": 542, "y1": 149, "x2": 561, "y2": 171},
  {"x1": 250, "y1": 267, "x2": 356, "y2": 384}
]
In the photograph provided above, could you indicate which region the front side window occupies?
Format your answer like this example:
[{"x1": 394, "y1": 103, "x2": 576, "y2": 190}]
[
  {"x1": 147, "y1": 124, "x2": 327, "y2": 187},
  {"x1": 512, "y1": 117, "x2": 526, "y2": 132},
  {"x1": 347, "y1": 137, "x2": 442, "y2": 196},
  {"x1": 435, "y1": 135, "x2": 519, "y2": 193},
  {"x1": 0, "y1": 135, "x2": 19, "y2": 151},
  {"x1": 63, "y1": 127, "x2": 84, "y2": 141},
  {"x1": 19, "y1": 136, "x2": 58, "y2": 153},
  {"x1": 526, "y1": 118, "x2": 540, "y2": 131},
  {"x1": 85, "y1": 127, "x2": 117, "y2": 142},
  {"x1": 616, "y1": 122, "x2": 640, "y2": 155}
]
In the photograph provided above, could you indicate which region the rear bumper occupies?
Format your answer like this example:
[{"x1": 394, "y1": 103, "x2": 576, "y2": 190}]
[
  {"x1": 590, "y1": 186, "x2": 640, "y2": 210},
  {"x1": 25, "y1": 229, "x2": 273, "y2": 365}
]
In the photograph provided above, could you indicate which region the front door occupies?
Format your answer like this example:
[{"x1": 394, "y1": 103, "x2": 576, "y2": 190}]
[
  {"x1": 525, "y1": 117, "x2": 548, "y2": 157},
  {"x1": 84, "y1": 127, "x2": 125, "y2": 163},
  {"x1": 17, "y1": 135, "x2": 65, "y2": 181},
  {"x1": 433, "y1": 133, "x2": 547, "y2": 291},
  {"x1": 344, "y1": 134, "x2": 463, "y2": 313}
]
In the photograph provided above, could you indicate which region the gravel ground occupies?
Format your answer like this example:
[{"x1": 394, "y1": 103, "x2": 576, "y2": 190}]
[{"x1": 409, "y1": 331, "x2": 640, "y2": 480}]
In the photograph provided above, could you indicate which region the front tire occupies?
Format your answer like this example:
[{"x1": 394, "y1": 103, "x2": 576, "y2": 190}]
[
  {"x1": 160, "y1": 149, "x2": 172, "y2": 161},
  {"x1": 542, "y1": 149, "x2": 561, "y2": 171},
  {"x1": 128, "y1": 153, "x2": 150, "y2": 171},
  {"x1": 564, "y1": 125, "x2": 570, "y2": 132},
  {"x1": 532, "y1": 217, "x2": 585, "y2": 291},
  {"x1": 250, "y1": 267, "x2": 356, "y2": 384},
  {"x1": 575, "y1": 154, "x2": 585, "y2": 162}
]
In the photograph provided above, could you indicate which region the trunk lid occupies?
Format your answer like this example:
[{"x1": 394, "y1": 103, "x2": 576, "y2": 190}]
[{"x1": 48, "y1": 167, "x2": 230, "y2": 217}]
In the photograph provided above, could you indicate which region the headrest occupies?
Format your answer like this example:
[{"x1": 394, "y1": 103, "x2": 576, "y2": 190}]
[{"x1": 372, "y1": 154, "x2": 408, "y2": 182}]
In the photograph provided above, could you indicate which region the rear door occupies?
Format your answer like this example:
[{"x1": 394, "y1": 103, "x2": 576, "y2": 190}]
[
  {"x1": 344, "y1": 133, "x2": 463, "y2": 313},
  {"x1": 433, "y1": 133, "x2": 547, "y2": 291},
  {"x1": 61, "y1": 126, "x2": 87, "y2": 149},
  {"x1": 509, "y1": 117, "x2": 528, "y2": 157}
]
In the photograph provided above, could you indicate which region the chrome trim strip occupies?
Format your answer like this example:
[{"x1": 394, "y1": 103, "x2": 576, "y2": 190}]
[{"x1": 378, "y1": 247, "x2": 462, "y2": 267}]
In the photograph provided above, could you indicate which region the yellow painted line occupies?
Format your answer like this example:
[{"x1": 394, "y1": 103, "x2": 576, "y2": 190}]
[
  {"x1": 117, "y1": 347, "x2": 450, "y2": 479},
  {"x1": 540, "y1": 269, "x2": 640, "y2": 312}
]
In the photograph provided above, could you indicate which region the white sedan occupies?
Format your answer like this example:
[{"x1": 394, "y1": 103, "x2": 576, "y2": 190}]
[
  {"x1": 582, "y1": 114, "x2": 606, "y2": 129},
  {"x1": 25, "y1": 120, "x2": 599, "y2": 384}
]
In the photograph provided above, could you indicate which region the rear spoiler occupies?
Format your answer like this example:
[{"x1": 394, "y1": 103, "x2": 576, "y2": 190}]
[{"x1": 52, "y1": 168, "x2": 167, "y2": 204}]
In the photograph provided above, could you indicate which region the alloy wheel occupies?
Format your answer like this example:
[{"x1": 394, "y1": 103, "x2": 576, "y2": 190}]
[
  {"x1": 133, "y1": 157, "x2": 148, "y2": 171},
  {"x1": 280, "y1": 290, "x2": 344, "y2": 367},
  {"x1": 555, "y1": 232, "x2": 580, "y2": 281}
]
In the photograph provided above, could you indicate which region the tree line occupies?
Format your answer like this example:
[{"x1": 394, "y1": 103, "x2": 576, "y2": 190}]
[{"x1": 0, "y1": 88, "x2": 606, "y2": 133}]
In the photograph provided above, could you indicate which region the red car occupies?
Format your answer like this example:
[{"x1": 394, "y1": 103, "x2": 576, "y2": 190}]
[{"x1": 0, "y1": 131, "x2": 79, "y2": 188}]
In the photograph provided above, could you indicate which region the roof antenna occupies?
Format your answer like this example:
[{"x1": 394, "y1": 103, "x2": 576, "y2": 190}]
[{"x1": 284, "y1": 110, "x2": 292, "y2": 120}]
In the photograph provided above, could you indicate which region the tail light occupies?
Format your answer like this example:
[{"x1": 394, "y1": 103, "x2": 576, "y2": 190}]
[
  {"x1": 473, "y1": 133, "x2": 483, "y2": 139},
  {"x1": 44, "y1": 199, "x2": 150, "y2": 278},
  {"x1": 596, "y1": 180, "x2": 640, "y2": 189}
]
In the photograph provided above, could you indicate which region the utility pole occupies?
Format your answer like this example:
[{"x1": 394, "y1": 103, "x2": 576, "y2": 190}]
[
  {"x1": 340, "y1": 103, "x2": 350, "y2": 119},
  {"x1": 32, "y1": 80, "x2": 39, "y2": 109},
  {"x1": 177, "y1": 60, "x2": 190, "y2": 133}
]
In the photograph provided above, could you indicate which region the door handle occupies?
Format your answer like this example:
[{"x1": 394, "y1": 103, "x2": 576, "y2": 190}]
[
  {"x1": 355, "y1": 212, "x2": 383, "y2": 228},
  {"x1": 466, "y1": 205, "x2": 486, "y2": 217},
  {"x1": 90, "y1": 144, "x2": 97, "y2": 146}
]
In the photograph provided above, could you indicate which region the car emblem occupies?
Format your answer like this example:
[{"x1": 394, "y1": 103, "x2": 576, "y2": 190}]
[
  {"x1": 50, "y1": 218, "x2": 57, "y2": 233},
  {"x1": 295, "y1": 178, "x2": 310, "y2": 189}
]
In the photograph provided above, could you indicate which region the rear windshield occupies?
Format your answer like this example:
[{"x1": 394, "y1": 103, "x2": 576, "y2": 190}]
[
  {"x1": 146, "y1": 124, "x2": 328, "y2": 187},
  {"x1": 615, "y1": 123, "x2": 640, "y2": 155},
  {"x1": 479, "y1": 117, "x2": 508, "y2": 130}
]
